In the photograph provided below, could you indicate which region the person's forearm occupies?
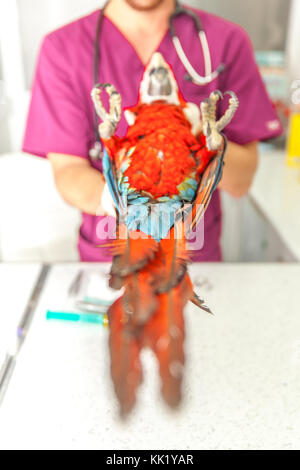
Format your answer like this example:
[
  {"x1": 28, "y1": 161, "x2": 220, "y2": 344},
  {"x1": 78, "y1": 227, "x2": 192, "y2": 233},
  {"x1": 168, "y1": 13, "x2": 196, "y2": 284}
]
[
  {"x1": 56, "y1": 164, "x2": 105, "y2": 214},
  {"x1": 48, "y1": 155, "x2": 105, "y2": 215},
  {"x1": 218, "y1": 141, "x2": 258, "y2": 198}
]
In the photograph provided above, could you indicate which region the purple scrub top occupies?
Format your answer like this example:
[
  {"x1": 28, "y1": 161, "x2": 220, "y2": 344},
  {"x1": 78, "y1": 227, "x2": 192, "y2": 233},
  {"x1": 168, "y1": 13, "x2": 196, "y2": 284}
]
[{"x1": 23, "y1": 5, "x2": 282, "y2": 262}]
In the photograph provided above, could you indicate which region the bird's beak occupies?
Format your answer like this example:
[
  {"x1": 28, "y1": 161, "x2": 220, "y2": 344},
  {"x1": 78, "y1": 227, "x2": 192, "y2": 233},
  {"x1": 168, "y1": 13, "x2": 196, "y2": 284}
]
[{"x1": 146, "y1": 53, "x2": 172, "y2": 97}]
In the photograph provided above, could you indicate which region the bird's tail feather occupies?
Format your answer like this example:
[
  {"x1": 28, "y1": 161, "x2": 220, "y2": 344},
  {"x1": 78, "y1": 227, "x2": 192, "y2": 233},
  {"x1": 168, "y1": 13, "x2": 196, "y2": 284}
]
[
  {"x1": 107, "y1": 223, "x2": 207, "y2": 416},
  {"x1": 143, "y1": 272, "x2": 193, "y2": 408},
  {"x1": 108, "y1": 296, "x2": 143, "y2": 417}
]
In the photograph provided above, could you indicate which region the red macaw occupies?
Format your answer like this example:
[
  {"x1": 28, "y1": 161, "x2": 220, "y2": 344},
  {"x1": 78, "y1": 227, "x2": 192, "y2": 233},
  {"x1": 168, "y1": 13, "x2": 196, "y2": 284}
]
[{"x1": 91, "y1": 52, "x2": 238, "y2": 417}]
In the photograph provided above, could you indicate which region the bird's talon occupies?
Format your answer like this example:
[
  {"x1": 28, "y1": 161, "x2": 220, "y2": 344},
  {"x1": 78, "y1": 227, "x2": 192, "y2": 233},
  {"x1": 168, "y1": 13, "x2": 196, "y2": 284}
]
[
  {"x1": 91, "y1": 83, "x2": 122, "y2": 139},
  {"x1": 201, "y1": 89, "x2": 239, "y2": 150}
]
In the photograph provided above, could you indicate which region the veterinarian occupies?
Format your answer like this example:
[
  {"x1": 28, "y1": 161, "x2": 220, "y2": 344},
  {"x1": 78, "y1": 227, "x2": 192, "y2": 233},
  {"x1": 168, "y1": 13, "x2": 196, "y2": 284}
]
[{"x1": 23, "y1": 0, "x2": 282, "y2": 261}]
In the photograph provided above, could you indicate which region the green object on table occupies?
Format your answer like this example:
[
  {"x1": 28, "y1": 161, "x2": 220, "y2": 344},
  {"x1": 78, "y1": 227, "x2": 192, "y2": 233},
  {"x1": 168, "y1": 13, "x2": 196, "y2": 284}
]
[
  {"x1": 46, "y1": 310, "x2": 107, "y2": 325},
  {"x1": 83, "y1": 296, "x2": 114, "y2": 307}
]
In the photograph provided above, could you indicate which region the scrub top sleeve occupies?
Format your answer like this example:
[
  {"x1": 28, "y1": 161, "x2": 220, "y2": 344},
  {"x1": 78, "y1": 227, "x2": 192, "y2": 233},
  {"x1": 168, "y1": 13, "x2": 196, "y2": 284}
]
[
  {"x1": 219, "y1": 28, "x2": 283, "y2": 145},
  {"x1": 22, "y1": 34, "x2": 91, "y2": 159}
]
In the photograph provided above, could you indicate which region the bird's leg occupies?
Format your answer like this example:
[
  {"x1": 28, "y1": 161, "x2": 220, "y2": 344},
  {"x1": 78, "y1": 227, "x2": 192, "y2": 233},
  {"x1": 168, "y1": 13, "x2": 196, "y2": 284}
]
[
  {"x1": 91, "y1": 83, "x2": 122, "y2": 139},
  {"x1": 200, "y1": 90, "x2": 239, "y2": 151}
]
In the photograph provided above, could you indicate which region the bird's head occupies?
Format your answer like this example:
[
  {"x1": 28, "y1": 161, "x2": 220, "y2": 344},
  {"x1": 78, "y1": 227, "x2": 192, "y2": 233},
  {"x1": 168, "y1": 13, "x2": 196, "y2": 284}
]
[{"x1": 139, "y1": 52, "x2": 180, "y2": 105}]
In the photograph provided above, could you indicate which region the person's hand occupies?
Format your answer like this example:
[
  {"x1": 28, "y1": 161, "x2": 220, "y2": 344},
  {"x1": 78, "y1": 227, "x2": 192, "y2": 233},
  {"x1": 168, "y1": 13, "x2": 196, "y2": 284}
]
[{"x1": 96, "y1": 182, "x2": 116, "y2": 217}]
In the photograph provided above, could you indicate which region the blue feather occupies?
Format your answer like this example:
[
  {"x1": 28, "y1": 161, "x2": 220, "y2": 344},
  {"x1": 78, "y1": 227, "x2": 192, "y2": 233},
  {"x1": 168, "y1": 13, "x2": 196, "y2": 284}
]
[
  {"x1": 102, "y1": 148, "x2": 125, "y2": 213},
  {"x1": 125, "y1": 201, "x2": 181, "y2": 241},
  {"x1": 186, "y1": 178, "x2": 198, "y2": 189},
  {"x1": 129, "y1": 197, "x2": 150, "y2": 205},
  {"x1": 178, "y1": 186, "x2": 196, "y2": 201}
]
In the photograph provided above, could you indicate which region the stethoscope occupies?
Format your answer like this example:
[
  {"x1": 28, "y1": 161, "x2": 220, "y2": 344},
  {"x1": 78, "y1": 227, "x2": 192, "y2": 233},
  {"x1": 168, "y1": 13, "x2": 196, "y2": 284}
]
[{"x1": 89, "y1": 0, "x2": 226, "y2": 160}]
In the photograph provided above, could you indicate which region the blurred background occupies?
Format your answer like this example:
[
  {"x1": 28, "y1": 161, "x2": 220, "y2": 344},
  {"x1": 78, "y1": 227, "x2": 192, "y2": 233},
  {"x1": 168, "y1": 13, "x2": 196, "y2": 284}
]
[{"x1": 0, "y1": 0, "x2": 299, "y2": 263}]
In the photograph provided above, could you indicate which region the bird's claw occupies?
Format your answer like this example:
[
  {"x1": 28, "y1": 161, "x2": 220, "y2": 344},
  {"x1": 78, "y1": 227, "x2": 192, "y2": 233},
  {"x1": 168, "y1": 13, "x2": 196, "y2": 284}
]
[
  {"x1": 201, "y1": 90, "x2": 239, "y2": 151},
  {"x1": 91, "y1": 83, "x2": 122, "y2": 139}
]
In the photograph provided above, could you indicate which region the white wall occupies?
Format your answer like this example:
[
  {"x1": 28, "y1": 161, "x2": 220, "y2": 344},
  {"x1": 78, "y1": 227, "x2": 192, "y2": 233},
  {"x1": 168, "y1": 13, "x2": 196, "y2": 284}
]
[
  {"x1": 0, "y1": 0, "x2": 27, "y2": 152},
  {"x1": 0, "y1": 0, "x2": 107, "y2": 152},
  {"x1": 17, "y1": 0, "x2": 106, "y2": 89}
]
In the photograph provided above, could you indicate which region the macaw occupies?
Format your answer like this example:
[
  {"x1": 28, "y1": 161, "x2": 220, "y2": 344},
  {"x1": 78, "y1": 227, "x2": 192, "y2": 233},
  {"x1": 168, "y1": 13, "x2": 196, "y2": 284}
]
[{"x1": 91, "y1": 52, "x2": 238, "y2": 417}]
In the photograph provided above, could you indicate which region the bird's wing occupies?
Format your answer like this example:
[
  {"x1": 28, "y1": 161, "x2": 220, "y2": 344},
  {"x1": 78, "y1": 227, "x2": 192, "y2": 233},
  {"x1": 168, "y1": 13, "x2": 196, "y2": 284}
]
[{"x1": 188, "y1": 135, "x2": 227, "y2": 231}]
